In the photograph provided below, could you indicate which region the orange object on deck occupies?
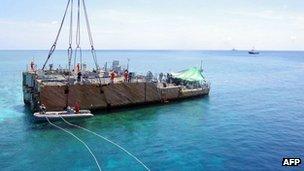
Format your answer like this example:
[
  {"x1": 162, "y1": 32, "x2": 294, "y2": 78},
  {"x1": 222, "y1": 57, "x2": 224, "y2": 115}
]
[
  {"x1": 124, "y1": 70, "x2": 128, "y2": 82},
  {"x1": 76, "y1": 63, "x2": 80, "y2": 72},
  {"x1": 75, "y1": 102, "x2": 80, "y2": 113},
  {"x1": 110, "y1": 72, "x2": 115, "y2": 83}
]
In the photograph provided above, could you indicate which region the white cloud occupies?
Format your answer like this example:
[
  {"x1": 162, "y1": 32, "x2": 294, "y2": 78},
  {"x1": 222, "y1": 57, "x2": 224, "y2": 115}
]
[
  {"x1": 290, "y1": 36, "x2": 296, "y2": 43},
  {"x1": 0, "y1": 19, "x2": 68, "y2": 49},
  {"x1": 0, "y1": 6, "x2": 304, "y2": 50},
  {"x1": 51, "y1": 21, "x2": 58, "y2": 25},
  {"x1": 225, "y1": 10, "x2": 282, "y2": 20}
]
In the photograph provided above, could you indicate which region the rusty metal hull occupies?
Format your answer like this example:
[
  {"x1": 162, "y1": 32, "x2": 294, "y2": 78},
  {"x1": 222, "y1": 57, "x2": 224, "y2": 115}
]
[{"x1": 23, "y1": 72, "x2": 210, "y2": 112}]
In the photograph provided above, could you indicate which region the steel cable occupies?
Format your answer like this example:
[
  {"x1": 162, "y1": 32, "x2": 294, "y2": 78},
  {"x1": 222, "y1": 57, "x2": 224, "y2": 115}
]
[
  {"x1": 46, "y1": 116, "x2": 102, "y2": 171},
  {"x1": 59, "y1": 116, "x2": 150, "y2": 171},
  {"x1": 42, "y1": 0, "x2": 71, "y2": 70}
]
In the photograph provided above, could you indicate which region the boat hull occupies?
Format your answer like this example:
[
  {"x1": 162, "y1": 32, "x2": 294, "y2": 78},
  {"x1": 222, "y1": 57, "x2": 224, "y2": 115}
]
[
  {"x1": 248, "y1": 51, "x2": 259, "y2": 54},
  {"x1": 33, "y1": 110, "x2": 93, "y2": 121}
]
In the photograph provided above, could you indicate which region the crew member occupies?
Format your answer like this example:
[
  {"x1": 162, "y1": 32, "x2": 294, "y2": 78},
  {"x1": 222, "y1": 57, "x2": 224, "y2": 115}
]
[
  {"x1": 159, "y1": 72, "x2": 164, "y2": 82},
  {"x1": 76, "y1": 63, "x2": 80, "y2": 73},
  {"x1": 77, "y1": 72, "x2": 82, "y2": 82},
  {"x1": 110, "y1": 71, "x2": 115, "y2": 83},
  {"x1": 75, "y1": 102, "x2": 80, "y2": 113},
  {"x1": 128, "y1": 72, "x2": 132, "y2": 82},
  {"x1": 66, "y1": 106, "x2": 72, "y2": 113},
  {"x1": 49, "y1": 64, "x2": 53, "y2": 70},
  {"x1": 30, "y1": 61, "x2": 35, "y2": 71},
  {"x1": 124, "y1": 69, "x2": 129, "y2": 82},
  {"x1": 40, "y1": 104, "x2": 46, "y2": 114}
]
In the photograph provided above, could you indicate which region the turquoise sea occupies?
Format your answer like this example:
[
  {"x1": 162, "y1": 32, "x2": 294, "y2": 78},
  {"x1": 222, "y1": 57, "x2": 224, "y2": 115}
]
[{"x1": 1, "y1": 50, "x2": 304, "y2": 170}]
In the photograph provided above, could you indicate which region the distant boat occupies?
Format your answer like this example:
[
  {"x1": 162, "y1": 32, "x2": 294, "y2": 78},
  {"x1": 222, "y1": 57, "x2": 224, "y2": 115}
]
[
  {"x1": 248, "y1": 47, "x2": 259, "y2": 54},
  {"x1": 232, "y1": 48, "x2": 237, "y2": 51}
]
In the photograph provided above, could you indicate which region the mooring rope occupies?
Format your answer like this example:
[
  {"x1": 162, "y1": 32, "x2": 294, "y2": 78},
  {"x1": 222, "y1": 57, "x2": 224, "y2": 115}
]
[
  {"x1": 59, "y1": 116, "x2": 150, "y2": 171},
  {"x1": 45, "y1": 117, "x2": 102, "y2": 171}
]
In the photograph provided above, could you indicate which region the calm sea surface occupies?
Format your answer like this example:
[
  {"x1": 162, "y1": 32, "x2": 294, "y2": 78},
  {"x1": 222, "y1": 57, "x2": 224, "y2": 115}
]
[{"x1": 0, "y1": 50, "x2": 304, "y2": 170}]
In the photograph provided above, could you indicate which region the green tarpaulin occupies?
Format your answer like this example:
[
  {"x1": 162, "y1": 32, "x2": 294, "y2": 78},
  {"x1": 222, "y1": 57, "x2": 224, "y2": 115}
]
[{"x1": 171, "y1": 67, "x2": 206, "y2": 82}]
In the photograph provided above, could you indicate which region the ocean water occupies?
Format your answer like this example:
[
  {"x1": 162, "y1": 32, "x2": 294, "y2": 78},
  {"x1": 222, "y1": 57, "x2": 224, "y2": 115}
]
[{"x1": 0, "y1": 50, "x2": 304, "y2": 170}]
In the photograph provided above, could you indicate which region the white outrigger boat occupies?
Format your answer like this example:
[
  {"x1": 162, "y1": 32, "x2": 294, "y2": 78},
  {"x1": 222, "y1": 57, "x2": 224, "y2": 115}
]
[{"x1": 34, "y1": 110, "x2": 94, "y2": 121}]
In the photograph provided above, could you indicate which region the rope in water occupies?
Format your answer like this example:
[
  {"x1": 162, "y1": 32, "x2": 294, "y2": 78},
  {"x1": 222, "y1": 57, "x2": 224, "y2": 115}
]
[
  {"x1": 45, "y1": 117, "x2": 102, "y2": 171},
  {"x1": 59, "y1": 116, "x2": 150, "y2": 171}
]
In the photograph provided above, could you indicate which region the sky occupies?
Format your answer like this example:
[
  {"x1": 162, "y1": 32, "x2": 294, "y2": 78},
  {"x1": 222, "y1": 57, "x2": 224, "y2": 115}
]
[{"x1": 0, "y1": 0, "x2": 303, "y2": 50}]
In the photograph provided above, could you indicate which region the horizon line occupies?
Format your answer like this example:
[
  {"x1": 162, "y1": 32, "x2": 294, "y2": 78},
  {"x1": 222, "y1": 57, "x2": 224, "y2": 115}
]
[{"x1": 0, "y1": 49, "x2": 304, "y2": 52}]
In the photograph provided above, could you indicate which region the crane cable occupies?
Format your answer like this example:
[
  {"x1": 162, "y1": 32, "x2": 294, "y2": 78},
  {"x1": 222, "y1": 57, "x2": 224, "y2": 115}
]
[
  {"x1": 59, "y1": 116, "x2": 150, "y2": 171},
  {"x1": 45, "y1": 116, "x2": 102, "y2": 171},
  {"x1": 66, "y1": 0, "x2": 74, "y2": 107},
  {"x1": 81, "y1": 0, "x2": 103, "y2": 92},
  {"x1": 74, "y1": 0, "x2": 83, "y2": 70},
  {"x1": 42, "y1": 0, "x2": 71, "y2": 70},
  {"x1": 82, "y1": 0, "x2": 98, "y2": 70},
  {"x1": 67, "y1": 0, "x2": 73, "y2": 72},
  {"x1": 41, "y1": 0, "x2": 103, "y2": 92}
]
